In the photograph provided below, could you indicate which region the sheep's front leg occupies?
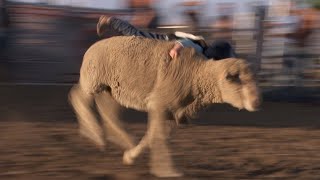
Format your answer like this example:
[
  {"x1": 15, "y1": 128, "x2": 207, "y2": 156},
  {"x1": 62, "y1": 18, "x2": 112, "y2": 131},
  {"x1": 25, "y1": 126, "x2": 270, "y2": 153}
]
[
  {"x1": 122, "y1": 110, "x2": 176, "y2": 166},
  {"x1": 123, "y1": 134, "x2": 148, "y2": 165},
  {"x1": 123, "y1": 105, "x2": 182, "y2": 177},
  {"x1": 147, "y1": 105, "x2": 183, "y2": 177}
]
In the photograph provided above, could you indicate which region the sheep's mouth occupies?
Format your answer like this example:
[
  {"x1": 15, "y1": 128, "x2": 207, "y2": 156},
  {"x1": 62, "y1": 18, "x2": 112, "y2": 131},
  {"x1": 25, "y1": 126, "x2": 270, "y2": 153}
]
[
  {"x1": 246, "y1": 107, "x2": 259, "y2": 112},
  {"x1": 244, "y1": 99, "x2": 260, "y2": 112}
]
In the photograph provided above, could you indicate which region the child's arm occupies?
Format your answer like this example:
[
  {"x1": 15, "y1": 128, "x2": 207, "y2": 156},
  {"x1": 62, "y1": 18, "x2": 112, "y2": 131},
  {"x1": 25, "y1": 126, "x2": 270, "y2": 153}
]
[
  {"x1": 169, "y1": 43, "x2": 183, "y2": 59},
  {"x1": 169, "y1": 39, "x2": 203, "y2": 59}
]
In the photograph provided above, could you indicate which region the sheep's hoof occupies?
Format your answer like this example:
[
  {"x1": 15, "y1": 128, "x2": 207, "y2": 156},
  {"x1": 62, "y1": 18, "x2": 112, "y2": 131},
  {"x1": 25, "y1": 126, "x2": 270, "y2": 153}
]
[
  {"x1": 79, "y1": 128, "x2": 105, "y2": 151},
  {"x1": 150, "y1": 168, "x2": 183, "y2": 178},
  {"x1": 123, "y1": 150, "x2": 134, "y2": 165}
]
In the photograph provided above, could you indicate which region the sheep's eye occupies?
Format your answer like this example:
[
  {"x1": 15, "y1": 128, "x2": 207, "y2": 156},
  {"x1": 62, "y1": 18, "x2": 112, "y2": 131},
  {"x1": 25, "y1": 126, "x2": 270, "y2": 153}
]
[{"x1": 226, "y1": 73, "x2": 241, "y2": 83}]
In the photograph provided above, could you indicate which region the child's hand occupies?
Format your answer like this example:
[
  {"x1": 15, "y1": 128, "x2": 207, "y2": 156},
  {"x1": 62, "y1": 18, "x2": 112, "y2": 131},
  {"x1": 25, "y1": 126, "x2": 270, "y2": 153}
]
[
  {"x1": 169, "y1": 49, "x2": 179, "y2": 59},
  {"x1": 169, "y1": 43, "x2": 183, "y2": 59}
]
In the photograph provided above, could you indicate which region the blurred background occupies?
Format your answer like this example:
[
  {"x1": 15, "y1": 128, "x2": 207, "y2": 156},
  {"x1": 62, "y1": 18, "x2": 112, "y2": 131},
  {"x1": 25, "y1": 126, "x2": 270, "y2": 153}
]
[
  {"x1": 0, "y1": 1, "x2": 320, "y2": 179},
  {"x1": 0, "y1": 0, "x2": 319, "y2": 89}
]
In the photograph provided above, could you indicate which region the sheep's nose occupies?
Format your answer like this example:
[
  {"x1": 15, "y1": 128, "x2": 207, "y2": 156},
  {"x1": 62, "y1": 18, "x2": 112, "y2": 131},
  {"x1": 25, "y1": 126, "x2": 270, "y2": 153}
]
[{"x1": 252, "y1": 97, "x2": 261, "y2": 111}]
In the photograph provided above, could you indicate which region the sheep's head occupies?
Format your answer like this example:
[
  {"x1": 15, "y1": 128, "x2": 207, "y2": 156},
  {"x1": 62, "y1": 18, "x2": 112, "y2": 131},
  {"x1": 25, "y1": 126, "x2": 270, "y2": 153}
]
[{"x1": 214, "y1": 58, "x2": 261, "y2": 111}]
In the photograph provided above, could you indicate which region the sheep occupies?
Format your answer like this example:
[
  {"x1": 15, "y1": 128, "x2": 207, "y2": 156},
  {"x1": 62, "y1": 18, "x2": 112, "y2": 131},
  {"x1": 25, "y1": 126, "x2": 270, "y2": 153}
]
[{"x1": 69, "y1": 36, "x2": 261, "y2": 177}]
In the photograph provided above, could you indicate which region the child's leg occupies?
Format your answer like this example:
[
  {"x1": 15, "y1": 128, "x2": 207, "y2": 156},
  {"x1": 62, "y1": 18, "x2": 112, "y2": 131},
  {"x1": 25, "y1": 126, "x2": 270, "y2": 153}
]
[{"x1": 97, "y1": 16, "x2": 168, "y2": 40}]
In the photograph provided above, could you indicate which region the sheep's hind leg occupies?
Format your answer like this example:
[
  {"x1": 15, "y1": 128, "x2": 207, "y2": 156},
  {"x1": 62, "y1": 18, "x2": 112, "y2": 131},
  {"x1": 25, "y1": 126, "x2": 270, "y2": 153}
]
[
  {"x1": 95, "y1": 91, "x2": 136, "y2": 151},
  {"x1": 69, "y1": 85, "x2": 105, "y2": 150}
]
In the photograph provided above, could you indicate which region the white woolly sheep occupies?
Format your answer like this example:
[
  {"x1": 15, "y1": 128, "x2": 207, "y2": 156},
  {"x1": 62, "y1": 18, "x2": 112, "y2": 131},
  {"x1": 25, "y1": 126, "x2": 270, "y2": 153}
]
[{"x1": 69, "y1": 36, "x2": 261, "y2": 177}]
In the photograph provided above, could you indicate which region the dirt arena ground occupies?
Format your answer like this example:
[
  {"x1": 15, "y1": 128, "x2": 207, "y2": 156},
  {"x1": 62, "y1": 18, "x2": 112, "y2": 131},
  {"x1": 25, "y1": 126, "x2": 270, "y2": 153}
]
[{"x1": 0, "y1": 85, "x2": 319, "y2": 179}]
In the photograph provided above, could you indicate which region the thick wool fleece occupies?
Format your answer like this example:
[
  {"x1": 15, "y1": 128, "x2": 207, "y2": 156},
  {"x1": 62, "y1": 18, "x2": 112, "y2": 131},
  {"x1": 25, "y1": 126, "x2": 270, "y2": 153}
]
[{"x1": 78, "y1": 36, "x2": 249, "y2": 117}]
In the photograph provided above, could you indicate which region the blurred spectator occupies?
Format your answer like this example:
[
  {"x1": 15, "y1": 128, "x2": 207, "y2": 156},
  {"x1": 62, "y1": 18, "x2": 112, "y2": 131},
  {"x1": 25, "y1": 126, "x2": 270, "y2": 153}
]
[
  {"x1": 289, "y1": 7, "x2": 319, "y2": 46},
  {"x1": 210, "y1": 2, "x2": 235, "y2": 43},
  {"x1": 211, "y1": 15, "x2": 234, "y2": 41},
  {"x1": 266, "y1": 1, "x2": 303, "y2": 44},
  {"x1": 131, "y1": 7, "x2": 159, "y2": 29},
  {"x1": 180, "y1": 0, "x2": 203, "y2": 30},
  {"x1": 0, "y1": 0, "x2": 9, "y2": 52},
  {"x1": 216, "y1": 2, "x2": 235, "y2": 16},
  {"x1": 129, "y1": 0, "x2": 159, "y2": 29},
  {"x1": 266, "y1": 1, "x2": 317, "y2": 85},
  {"x1": 130, "y1": 0, "x2": 153, "y2": 8}
]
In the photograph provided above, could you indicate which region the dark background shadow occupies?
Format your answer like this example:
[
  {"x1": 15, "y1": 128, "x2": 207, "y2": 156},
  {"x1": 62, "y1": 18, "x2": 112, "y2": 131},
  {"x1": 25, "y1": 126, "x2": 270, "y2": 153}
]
[{"x1": 1, "y1": 85, "x2": 319, "y2": 129}]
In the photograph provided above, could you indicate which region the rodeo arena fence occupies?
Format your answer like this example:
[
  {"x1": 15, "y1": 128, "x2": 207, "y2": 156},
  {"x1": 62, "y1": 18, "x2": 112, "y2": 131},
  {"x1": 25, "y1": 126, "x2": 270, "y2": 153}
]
[{"x1": 0, "y1": 2, "x2": 319, "y2": 88}]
